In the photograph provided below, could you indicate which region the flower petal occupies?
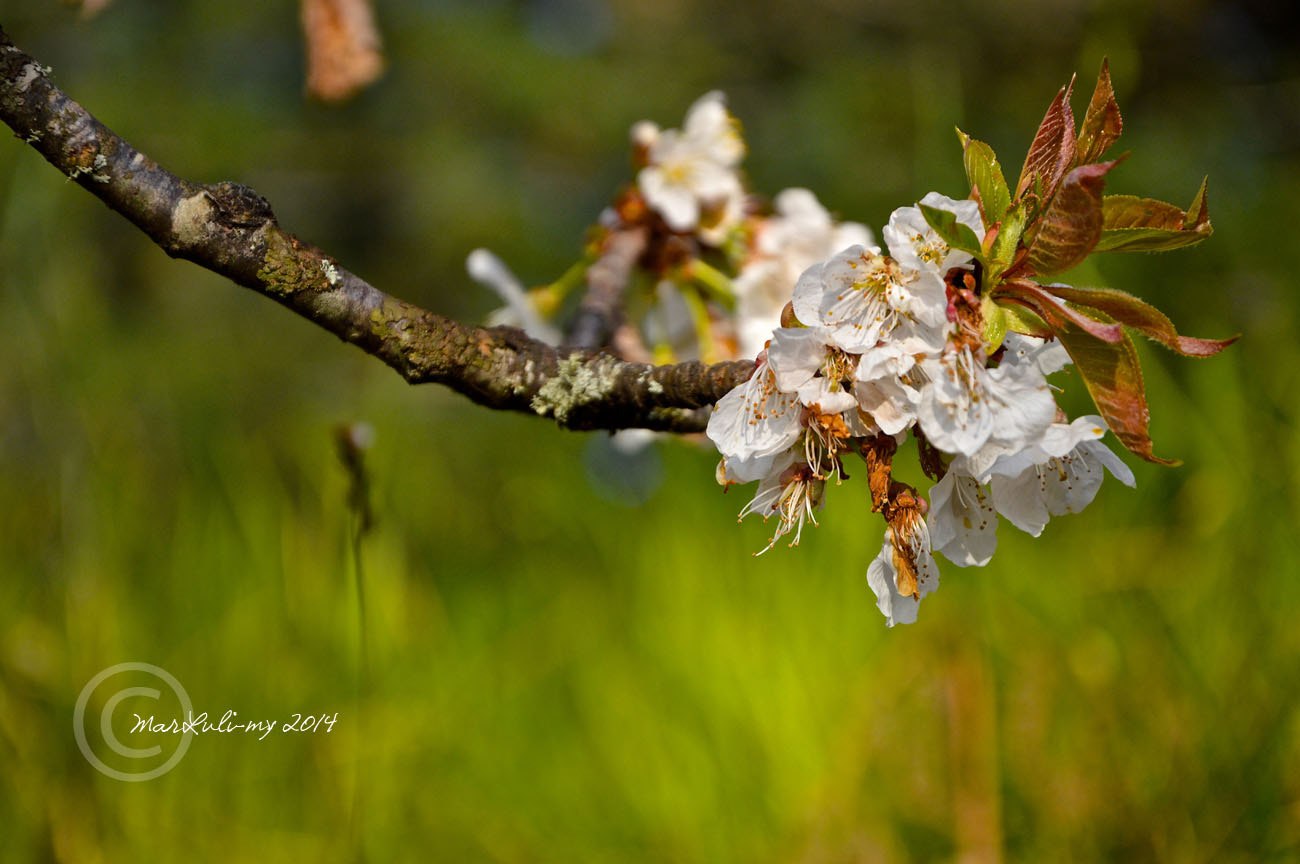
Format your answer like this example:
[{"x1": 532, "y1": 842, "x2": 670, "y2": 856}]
[
  {"x1": 706, "y1": 361, "x2": 803, "y2": 461},
  {"x1": 928, "y1": 470, "x2": 998, "y2": 567}
]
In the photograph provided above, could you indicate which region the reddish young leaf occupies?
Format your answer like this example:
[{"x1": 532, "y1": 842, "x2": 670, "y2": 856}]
[
  {"x1": 1057, "y1": 323, "x2": 1179, "y2": 465},
  {"x1": 1093, "y1": 226, "x2": 1211, "y2": 253},
  {"x1": 1102, "y1": 195, "x2": 1186, "y2": 230},
  {"x1": 1185, "y1": 176, "x2": 1209, "y2": 228},
  {"x1": 994, "y1": 279, "x2": 1123, "y2": 342},
  {"x1": 1094, "y1": 178, "x2": 1213, "y2": 253},
  {"x1": 1024, "y1": 159, "x2": 1120, "y2": 275},
  {"x1": 1043, "y1": 284, "x2": 1239, "y2": 357},
  {"x1": 1015, "y1": 76, "x2": 1077, "y2": 201},
  {"x1": 1076, "y1": 59, "x2": 1123, "y2": 165}
]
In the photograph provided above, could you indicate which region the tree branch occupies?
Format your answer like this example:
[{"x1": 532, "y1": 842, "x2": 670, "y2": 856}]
[{"x1": 0, "y1": 25, "x2": 754, "y2": 433}]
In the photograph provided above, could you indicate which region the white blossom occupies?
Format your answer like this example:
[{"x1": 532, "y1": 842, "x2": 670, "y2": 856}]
[
  {"x1": 927, "y1": 462, "x2": 997, "y2": 567},
  {"x1": 737, "y1": 454, "x2": 826, "y2": 553},
  {"x1": 637, "y1": 91, "x2": 746, "y2": 238},
  {"x1": 765, "y1": 327, "x2": 858, "y2": 414},
  {"x1": 733, "y1": 188, "x2": 874, "y2": 358},
  {"x1": 883, "y1": 192, "x2": 985, "y2": 276},
  {"x1": 697, "y1": 170, "x2": 1146, "y2": 628},
  {"x1": 716, "y1": 450, "x2": 782, "y2": 487},
  {"x1": 852, "y1": 374, "x2": 921, "y2": 436},
  {"x1": 791, "y1": 245, "x2": 948, "y2": 355},
  {"x1": 986, "y1": 416, "x2": 1136, "y2": 536},
  {"x1": 629, "y1": 120, "x2": 659, "y2": 152},
  {"x1": 1001, "y1": 331, "x2": 1071, "y2": 376},
  {"x1": 466, "y1": 248, "x2": 562, "y2": 344},
  {"x1": 706, "y1": 351, "x2": 803, "y2": 464},
  {"x1": 916, "y1": 346, "x2": 1056, "y2": 458}
]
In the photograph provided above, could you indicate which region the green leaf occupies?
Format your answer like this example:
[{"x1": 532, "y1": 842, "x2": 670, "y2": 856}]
[
  {"x1": 1025, "y1": 159, "x2": 1120, "y2": 275},
  {"x1": 994, "y1": 278, "x2": 1123, "y2": 342},
  {"x1": 1057, "y1": 321, "x2": 1179, "y2": 465},
  {"x1": 919, "y1": 203, "x2": 983, "y2": 257},
  {"x1": 1038, "y1": 284, "x2": 1239, "y2": 357},
  {"x1": 1075, "y1": 58, "x2": 1123, "y2": 165},
  {"x1": 983, "y1": 199, "x2": 1029, "y2": 286},
  {"x1": 1015, "y1": 76, "x2": 1077, "y2": 201},
  {"x1": 958, "y1": 128, "x2": 1011, "y2": 229},
  {"x1": 980, "y1": 294, "x2": 1008, "y2": 351},
  {"x1": 1093, "y1": 178, "x2": 1213, "y2": 253}
]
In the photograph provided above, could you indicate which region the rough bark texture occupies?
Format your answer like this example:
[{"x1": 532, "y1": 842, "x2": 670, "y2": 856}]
[{"x1": 0, "y1": 25, "x2": 755, "y2": 433}]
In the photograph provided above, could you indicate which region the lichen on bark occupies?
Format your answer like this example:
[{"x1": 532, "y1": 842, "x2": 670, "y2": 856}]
[
  {"x1": 531, "y1": 354, "x2": 620, "y2": 424},
  {"x1": 257, "y1": 228, "x2": 330, "y2": 298}
]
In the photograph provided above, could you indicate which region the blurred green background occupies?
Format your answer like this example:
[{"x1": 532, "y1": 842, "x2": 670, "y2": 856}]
[{"x1": 2, "y1": 1, "x2": 1298, "y2": 861}]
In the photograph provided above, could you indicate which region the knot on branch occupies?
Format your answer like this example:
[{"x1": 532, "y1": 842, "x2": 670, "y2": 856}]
[
  {"x1": 167, "y1": 182, "x2": 276, "y2": 267},
  {"x1": 206, "y1": 181, "x2": 276, "y2": 228}
]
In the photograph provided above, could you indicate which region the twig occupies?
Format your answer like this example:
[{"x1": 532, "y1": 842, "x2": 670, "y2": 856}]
[{"x1": 566, "y1": 226, "x2": 647, "y2": 350}]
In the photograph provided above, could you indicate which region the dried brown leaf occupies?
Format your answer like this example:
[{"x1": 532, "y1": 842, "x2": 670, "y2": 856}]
[{"x1": 302, "y1": 0, "x2": 385, "y2": 103}]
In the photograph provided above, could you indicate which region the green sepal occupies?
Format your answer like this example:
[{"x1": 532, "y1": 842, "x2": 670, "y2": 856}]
[
  {"x1": 983, "y1": 199, "x2": 1029, "y2": 287},
  {"x1": 1002, "y1": 302, "x2": 1053, "y2": 337},
  {"x1": 684, "y1": 258, "x2": 737, "y2": 311}
]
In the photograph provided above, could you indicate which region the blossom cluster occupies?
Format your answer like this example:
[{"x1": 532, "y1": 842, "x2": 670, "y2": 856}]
[
  {"x1": 465, "y1": 66, "x2": 1231, "y2": 626},
  {"x1": 707, "y1": 192, "x2": 1133, "y2": 626}
]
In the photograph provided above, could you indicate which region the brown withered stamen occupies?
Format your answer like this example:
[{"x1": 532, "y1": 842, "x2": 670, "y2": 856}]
[
  {"x1": 886, "y1": 492, "x2": 928, "y2": 600},
  {"x1": 859, "y1": 434, "x2": 897, "y2": 514},
  {"x1": 914, "y1": 427, "x2": 948, "y2": 482},
  {"x1": 859, "y1": 434, "x2": 930, "y2": 600},
  {"x1": 945, "y1": 266, "x2": 986, "y2": 351},
  {"x1": 891, "y1": 543, "x2": 919, "y2": 598}
]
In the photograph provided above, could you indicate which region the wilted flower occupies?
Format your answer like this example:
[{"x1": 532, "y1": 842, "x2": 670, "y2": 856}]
[
  {"x1": 738, "y1": 455, "x2": 827, "y2": 554},
  {"x1": 866, "y1": 509, "x2": 941, "y2": 628}
]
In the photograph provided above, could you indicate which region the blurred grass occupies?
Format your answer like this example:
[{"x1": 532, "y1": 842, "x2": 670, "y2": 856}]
[{"x1": 3, "y1": 1, "x2": 1300, "y2": 861}]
